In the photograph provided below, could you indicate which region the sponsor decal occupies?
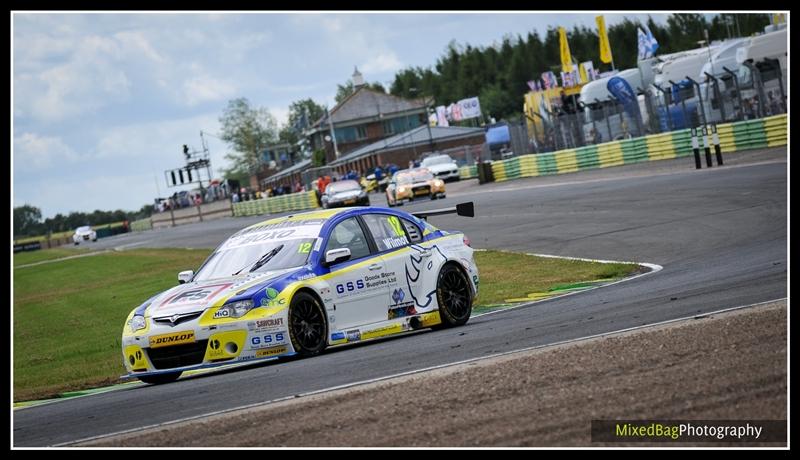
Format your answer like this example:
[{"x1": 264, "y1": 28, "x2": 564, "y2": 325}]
[
  {"x1": 256, "y1": 318, "x2": 284, "y2": 328},
  {"x1": 346, "y1": 329, "x2": 361, "y2": 342},
  {"x1": 213, "y1": 309, "x2": 230, "y2": 319},
  {"x1": 295, "y1": 273, "x2": 316, "y2": 281},
  {"x1": 250, "y1": 332, "x2": 287, "y2": 349},
  {"x1": 255, "y1": 346, "x2": 288, "y2": 358},
  {"x1": 331, "y1": 331, "x2": 345, "y2": 341},
  {"x1": 156, "y1": 283, "x2": 232, "y2": 313},
  {"x1": 260, "y1": 287, "x2": 286, "y2": 308},
  {"x1": 335, "y1": 271, "x2": 399, "y2": 298},
  {"x1": 389, "y1": 287, "x2": 417, "y2": 320},
  {"x1": 149, "y1": 331, "x2": 195, "y2": 348},
  {"x1": 362, "y1": 324, "x2": 403, "y2": 340}
]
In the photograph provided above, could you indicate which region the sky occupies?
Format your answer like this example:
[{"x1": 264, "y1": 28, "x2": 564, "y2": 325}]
[{"x1": 13, "y1": 11, "x2": 682, "y2": 219}]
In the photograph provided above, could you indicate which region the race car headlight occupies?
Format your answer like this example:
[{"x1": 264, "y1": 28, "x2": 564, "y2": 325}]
[
  {"x1": 214, "y1": 299, "x2": 254, "y2": 319},
  {"x1": 433, "y1": 180, "x2": 444, "y2": 187},
  {"x1": 130, "y1": 315, "x2": 146, "y2": 332},
  {"x1": 397, "y1": 186, "x2": 407, "y2": 194}
]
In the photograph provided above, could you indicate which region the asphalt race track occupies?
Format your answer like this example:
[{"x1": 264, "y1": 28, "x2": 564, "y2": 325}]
[{"x1": 14, "y1": 148, "x2": 787, "y2": 446}]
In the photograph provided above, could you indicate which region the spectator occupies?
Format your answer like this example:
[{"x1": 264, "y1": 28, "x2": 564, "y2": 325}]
[
  {"x1": 388, "y1": 163, "x2": 398, "y2": 175},
  {"x1": 294, "y1": 181, "x2": 303, "y2": 193},
  {"x1": 374, "y1": 166, "x2": 384, "y2": 182},
  {"x1": 232, "y1": 192, "x2": 240, "y2": 203},
  {"x1": 194, "y1": 194, "x2": 202, "y2": 206}
]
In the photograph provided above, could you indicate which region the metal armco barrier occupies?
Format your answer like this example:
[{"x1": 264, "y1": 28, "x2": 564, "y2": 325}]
[
  {"x1": 483, "y1": 115, "x2": 785, "y2": 183},
  {"x1": 232, "y1": 190, "x2": 319, "y2": 217}
]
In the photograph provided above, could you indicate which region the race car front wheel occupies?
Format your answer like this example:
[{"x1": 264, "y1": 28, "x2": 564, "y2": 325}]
[
  {"x1": 288, "y1": 291, "x2": 327, "y2": 356},
  {"x1": 435, "y1": 264, "x2": 472, "y2": 328},
  {"x1": 138, "y1": 371, "x2": 182, "y2": 385}
]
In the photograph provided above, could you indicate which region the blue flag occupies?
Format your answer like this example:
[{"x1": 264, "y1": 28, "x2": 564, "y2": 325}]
[{"x1": 607, "y1": 76, "x2": 643, "y2": 135}]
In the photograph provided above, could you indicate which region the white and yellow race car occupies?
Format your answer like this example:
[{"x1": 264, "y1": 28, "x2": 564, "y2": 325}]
[{"x1": 122, "y1": 203, "x2": 478, "y2": 384}]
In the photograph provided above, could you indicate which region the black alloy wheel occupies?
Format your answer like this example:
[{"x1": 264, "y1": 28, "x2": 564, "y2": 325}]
[
  {"x1": 288, "y1": 292, "x2": 328, "y2": 356},
  {"x1": 435, "y1": 264, "x2": 472, "y2": 328}
]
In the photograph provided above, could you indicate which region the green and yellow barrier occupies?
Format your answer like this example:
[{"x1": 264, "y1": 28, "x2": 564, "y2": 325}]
[
  {"x1": 489, "y1": 115, "x2": 786, "y2": 183},
  {"x1": 233, "y1": 190, "x2": 320, "y2": 217},
  {"x1": 459, "y1": 165, "x2": 477, "y2": 180}
]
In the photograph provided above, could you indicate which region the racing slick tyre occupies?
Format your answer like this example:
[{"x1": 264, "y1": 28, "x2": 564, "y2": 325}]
[
  {"x1": 288, "y1": 291, "x2": 328, "y2": 357},
  {"x1": 434, "y1": 263, "x2": 472, "y2": 329},
  {"x1": 138, "y1": 371, "x2": 182, "y2": 385}
]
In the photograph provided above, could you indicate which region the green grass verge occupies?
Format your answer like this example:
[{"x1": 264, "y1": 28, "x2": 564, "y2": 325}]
[
  {"x1": 13, "y1": 248, "x2": 92, "y2": 267},
  {"x1": 14, "y1": 248, "x2": 211, "y2": 402},
  {"x1": 13, "y1": 248, "x2": 639, "y2": 402},
  {"x1": 473, "y1": 250, "x2": 638, "y2": 308}
]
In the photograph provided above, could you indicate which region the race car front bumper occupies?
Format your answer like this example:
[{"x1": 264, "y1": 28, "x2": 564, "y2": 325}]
[{"x1": 122, "y1": 313, "x2": 294, "y2": 378}]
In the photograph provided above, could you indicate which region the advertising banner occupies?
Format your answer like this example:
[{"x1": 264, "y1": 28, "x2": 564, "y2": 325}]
[{"x1": 458, "y1": 97, "x2": 481, "y2": 119}]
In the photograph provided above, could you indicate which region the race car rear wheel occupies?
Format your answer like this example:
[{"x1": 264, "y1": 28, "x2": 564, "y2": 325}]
[
  {"x1": 138, "y1": 371, "x2": 182, "y2": 385},
  {"x1": 435, "y1": 263, "x2": 472, "y2": 328},
  {"x1": 288, "y1": 291, "x2": 327, "y2": 356}
]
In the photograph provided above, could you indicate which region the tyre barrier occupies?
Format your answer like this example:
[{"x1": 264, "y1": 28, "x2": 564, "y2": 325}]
[
  {"x1": 232, "y1": 190, "x2": 320, "y2": 217},
  {"x1": 489, "y1": 114, "x2": 787, "y2": 183},
  {"x1": 459, "y1": 165, "x2": 478, "y2": 180}
]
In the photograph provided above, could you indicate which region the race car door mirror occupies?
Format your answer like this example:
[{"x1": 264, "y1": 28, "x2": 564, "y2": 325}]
[
  {"x1": 323, "y1": 248, "x2": 351, "y2": 267},
  {"x1": 178, "y1": 270, "x2": 194, "y2": 284}
]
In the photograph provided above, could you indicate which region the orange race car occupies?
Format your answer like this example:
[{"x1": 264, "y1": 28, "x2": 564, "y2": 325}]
[{"x1": 386, "y1": 168, "x2": 446, "y2": 207}]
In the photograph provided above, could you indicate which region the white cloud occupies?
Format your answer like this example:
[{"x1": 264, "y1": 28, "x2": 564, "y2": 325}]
[
  {"x1": 360, "y1": 52, "x2": 403, "y2": 74},
  {"x1": 182, "y1": 75, "x2": 237, "y2": 107},
  {"x1": 114, "y1": 30, "x2": 166, "y2": 63},
  {"x1": 16, "y1": 34, "x2": 132, "y2": 122},
  {"x1": 13, "y1": 132, "x2": 80, "y2": 171}
]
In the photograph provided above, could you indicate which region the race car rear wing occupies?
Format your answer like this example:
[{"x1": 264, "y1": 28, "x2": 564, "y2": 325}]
[{"x1": 412, "y1": 201, "x2": 474, "y2": 220}]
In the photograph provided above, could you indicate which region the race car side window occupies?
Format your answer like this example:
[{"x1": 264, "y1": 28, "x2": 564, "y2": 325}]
[
  {"x1": 326, "y1": 217, "x2": 371, "y2": 261},
  {"x1": 400, "y1": 218, "x2": 422, "y2": 243},
  {"x1": 363, "y1": 214, "x2": 410, "y2": 252}
]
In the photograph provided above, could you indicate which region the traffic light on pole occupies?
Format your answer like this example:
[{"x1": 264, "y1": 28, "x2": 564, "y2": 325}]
[{"x1": 183, "y1": 144, "x2": 190, "y2": 160}]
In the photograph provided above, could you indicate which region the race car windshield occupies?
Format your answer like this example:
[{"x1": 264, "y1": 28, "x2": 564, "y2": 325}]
[
  {"x1": 396, "y1": 174, "x2": 414, "y2": 185},
  {"x1": 412, "y1": 170, "x2": 434, "y2": 181},
  {"x1": 327, "y1": 180, "x2": 361, "y2": 193},
  {"x1": 193, "y1": 238, "x2": 316, "y2": 281}
]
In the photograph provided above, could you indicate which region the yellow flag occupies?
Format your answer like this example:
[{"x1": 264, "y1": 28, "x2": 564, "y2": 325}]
[
  {"x1": 596, "y1": 15, "x2": 613, "y2": 64},
  {"x1": 559, "y1": 27, "x2": 573, "y2": 72},
  {"x1": 579, "y1": 62, "x2": 588, "y2": 84}
]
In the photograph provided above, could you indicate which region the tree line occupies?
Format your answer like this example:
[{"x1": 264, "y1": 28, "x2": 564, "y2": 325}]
[{"x1": 14, "y1": 204, "x2": 154, "y2": 238}]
